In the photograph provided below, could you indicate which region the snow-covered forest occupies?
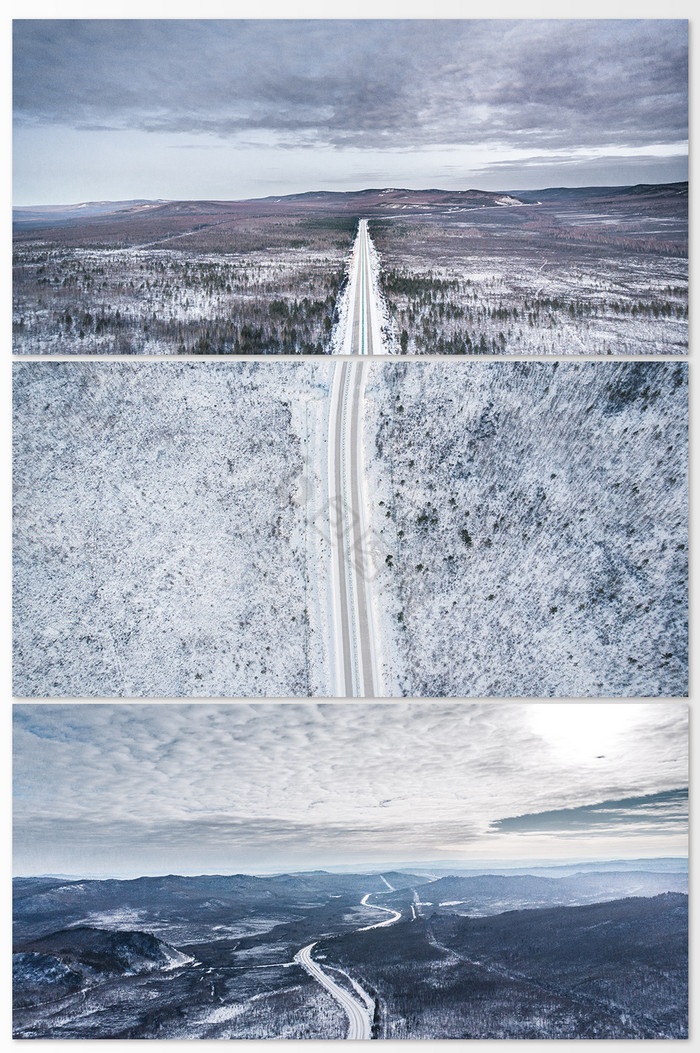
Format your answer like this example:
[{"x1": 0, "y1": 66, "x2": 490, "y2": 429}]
[
  {"x1": 13, "y1": 361, "x2": 687, "y2": 697},
  {"x1": 368, "y1": 361, "x2": 687, "y2": 696},
  {"x1": 13, "y1": 362, "x2": 331, "y2": 696}
]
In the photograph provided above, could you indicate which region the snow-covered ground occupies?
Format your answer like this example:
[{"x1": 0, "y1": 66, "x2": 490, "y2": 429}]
[
  {"x1": 13, "y1": 362, "x2": 333, "y2": 696},
  {"x1": 13, "y1": 360, "x2": 686, "y2": 697},
  {"x1": 13, "y1": 360, "x2": 402, "y2": 698},
  {"x1": 370, "y1": 360, "x2": 687, "y2": 696},
  {"x1": 13, "y1": 245, "x2": 343, "y2": 355},
  {"x1": 14, "y1": 200, "x2": 687, "y2": 357},
  {"x1": 375, "y1": 240, "x2": 688, "y2": 356}
]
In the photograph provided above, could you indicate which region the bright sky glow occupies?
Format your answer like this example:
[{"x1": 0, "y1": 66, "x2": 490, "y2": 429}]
[{"x1": 13, "y1": 702, "x2": 687, "y2": 877}]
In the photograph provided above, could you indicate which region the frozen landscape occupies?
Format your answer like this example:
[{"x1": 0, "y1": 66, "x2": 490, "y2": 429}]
[
  {"x1": 13, "y1": 362, "x2": 327, "y2": 696},
  {"x1": 13, "y1": 359, "x2": 686, "y2": 697},
  {"x1": 13, "y1": 699, "x2": 688, "y2": 1039},
  {"x1": 12, "y1": 184, "x2": 687, "y2": 356},
  {"x1": 11, "y1": 18, "x2": 690, "y2": 1042},
  {"x1": 368, "y1": 360, "x2": 688, "y2": 696},
  {"x1": 12, "y1": 204, "x2": 353, "y2": 356},
  {"x1": 372, "y1": 183, "x2": 687, "y2": 356},
  {"x1": 13, "y1": 864, "x2": 688, "y2": 1039}
]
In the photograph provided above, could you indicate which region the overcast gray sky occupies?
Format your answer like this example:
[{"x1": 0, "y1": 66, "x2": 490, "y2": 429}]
[
  {"x1": 13, "y1": 703, "x2": 687, "y2": 877},
  {"x1": 12, "y1": 19, "x2": 688, "y2": 205}
]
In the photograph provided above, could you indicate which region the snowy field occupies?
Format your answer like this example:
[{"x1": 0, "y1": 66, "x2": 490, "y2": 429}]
[
  {"x1": 377, "y1": 246, "x2": 687, "y2": 356},
  {"x1": 12, "y1": 245, "x2": 345, "y2": 355},
  {"x1": 368, "y1": 361, "x2": 687, "y2": 696},
  {"x1": 372, "y1": 194, "x2": 688, "y2": 356},
  {"x1": 14, "y1": 236, "x2": 686, "y2": 358},
  {"x1": 13, "y1": 362, "x2": 332, "y2": 696},
  {"x1": 14, "y1": 189, "x2": 687, "y2": 357},
  {"x1": 14, "y1": 361, "x2": 686, "y2": 697}
]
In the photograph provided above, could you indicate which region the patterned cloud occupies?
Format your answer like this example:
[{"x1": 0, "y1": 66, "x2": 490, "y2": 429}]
[
  {"x1": 13, "y1": 702, "x2": 687, "y2": 875},
  {"x1": 13, "y1": 21, "x2": 687, "y2": 151}
]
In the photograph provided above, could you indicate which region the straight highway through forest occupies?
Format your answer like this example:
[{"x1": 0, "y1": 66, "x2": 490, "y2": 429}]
[{"x1": 328, "y1": 220, "x2": 384, "y2": 697}]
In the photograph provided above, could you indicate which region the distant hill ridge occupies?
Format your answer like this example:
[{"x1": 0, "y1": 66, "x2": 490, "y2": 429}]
[
  {"x1": 12, "y1": 181, "x2": 687, "y2": 230},
  {"x1": 413, "y1": 869, "x2": 687, "y2": 915}
]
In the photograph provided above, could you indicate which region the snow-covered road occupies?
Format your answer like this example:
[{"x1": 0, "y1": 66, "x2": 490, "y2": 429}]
[
  {"x1": 327, "y1": 221, "x2": 386, "y2": 697},
  {"x1": 347, "y1": 220, "x2": 385, "y2": 356},
  {"x1": 294, "y1": 942, "x2": 372, "y2": 1040},
  {"x1": 294, "y1": 885, "x2": 402, "y2": 1039},
  {"x1": 328, "y1": 361, "x2": 382, "y2": 696},
  {"x1": 357, "y1": 892, "x2": 402, "y2": 931}
]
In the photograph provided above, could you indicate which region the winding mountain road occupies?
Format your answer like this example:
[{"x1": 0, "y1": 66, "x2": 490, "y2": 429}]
[
  {"x1": 357, "y1": 892, "x2": 402, "y2": 931},
  {"x1": 294, "y1": 942, "x2": 371, "y2": 1040},
  {"x1": 295, "y1": 884, "x2": 402, "y2": 1040}
]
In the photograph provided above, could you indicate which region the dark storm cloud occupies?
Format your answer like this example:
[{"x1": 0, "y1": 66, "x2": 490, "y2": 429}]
[
  {"x1": 13, "y1": 19, "x2": 687, "y2": 152},
  {"x1": 492, "y1": 788, "x2": 688, "y2": 835}
]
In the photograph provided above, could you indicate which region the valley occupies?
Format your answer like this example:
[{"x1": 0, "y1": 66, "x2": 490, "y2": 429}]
[{"x1": 13, "y1": 864, "x2": 688, "y2": 1039}]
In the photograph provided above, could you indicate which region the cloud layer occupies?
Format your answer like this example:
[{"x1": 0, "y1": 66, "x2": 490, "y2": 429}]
[
  {"x1": 13, "y1": 703, "x2": 687, "y2": 875},
  {"x1": 493, "y1": 788, "x2": 688, "y2": 834},
  {"x1": 12, "y1": 20, "x2": 688, "y2": 202},
  {"x1": 14, "y1": 20, "x2": 687, "y2": 153}
]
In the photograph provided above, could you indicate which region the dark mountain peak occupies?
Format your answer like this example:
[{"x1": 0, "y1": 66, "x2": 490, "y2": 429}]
[{"x1": 16, "y1": 925, "x2": 192, "y2": 976}]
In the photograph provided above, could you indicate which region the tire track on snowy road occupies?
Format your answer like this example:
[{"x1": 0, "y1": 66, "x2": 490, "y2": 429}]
[
  {"x1": 327, "y1": 220, "x2": 386, "y2": 697},
  {"x1": 294, "y1": 942, "x2": 371, "y2": 1040}
]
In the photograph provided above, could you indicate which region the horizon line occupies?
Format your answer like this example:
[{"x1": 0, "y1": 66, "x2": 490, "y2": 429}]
[
  {"x1": 11, "y1": 178, "x2": 689, "y2": 212},
  {"x1": 14, "y1": 855, "x2": 689, "y2": 883}
]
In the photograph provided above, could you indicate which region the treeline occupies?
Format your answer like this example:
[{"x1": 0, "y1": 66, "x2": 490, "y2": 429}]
[
  {"x1": 382, "y1": 269, "x2": 459, "y2": 298},
  {"x1": 13, "y1": 302, "x2": 334, "y2": 354},
  {"x1": 549, "y1": 227, "x2": 687, "y2": 257}
]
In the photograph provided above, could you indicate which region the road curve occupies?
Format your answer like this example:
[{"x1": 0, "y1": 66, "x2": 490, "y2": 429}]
[
  {"x1": 358, "y1": 892, "x2": 402, "y2": 931},
  {"x1": 295, "y1": 888, "x2": 402, "y2": 1039},
  {"x1": 294, "y1": 942, "x2": 371, "y2": 1040}
]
